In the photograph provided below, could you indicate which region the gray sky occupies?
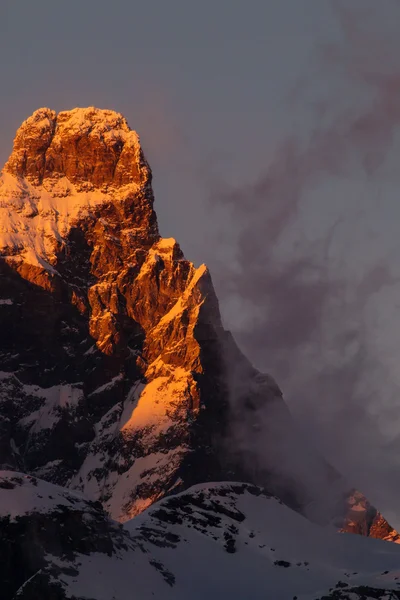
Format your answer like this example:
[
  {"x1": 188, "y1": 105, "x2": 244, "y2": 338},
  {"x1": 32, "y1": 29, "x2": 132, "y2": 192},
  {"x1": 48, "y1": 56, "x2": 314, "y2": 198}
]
[{"x1": 2, "y1": 0, "x2": 400, "y2": 527}]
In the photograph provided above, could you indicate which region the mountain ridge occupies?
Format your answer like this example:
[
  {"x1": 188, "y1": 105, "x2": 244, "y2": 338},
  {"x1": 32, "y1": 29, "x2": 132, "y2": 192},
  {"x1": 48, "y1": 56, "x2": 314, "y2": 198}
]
[{"x1": 0, "y1": 107, "x2": 397, "y2": 539}]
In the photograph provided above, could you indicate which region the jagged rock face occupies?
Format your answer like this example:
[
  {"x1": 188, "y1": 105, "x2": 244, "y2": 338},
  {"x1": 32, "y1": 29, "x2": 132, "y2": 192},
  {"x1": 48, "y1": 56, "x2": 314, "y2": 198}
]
[
  {"x1": 0, "y1": 107, "x2": 232, "y2": 521},
  {"x1": 4, "y1": 107, "x2": 150, "y2": 188},
  {"x1": 0, "y1": 107, "x2": 397, "y2": 542}
]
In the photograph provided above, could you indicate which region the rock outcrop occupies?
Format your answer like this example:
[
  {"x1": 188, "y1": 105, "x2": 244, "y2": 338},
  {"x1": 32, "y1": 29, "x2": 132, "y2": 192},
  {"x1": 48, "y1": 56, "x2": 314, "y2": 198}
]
[
  {"x1": 0, "y1": 107, "x2": 397, "y2": 541},
  {"x1": 4, "y1": 107, "x2": 149, "y2": 188}
]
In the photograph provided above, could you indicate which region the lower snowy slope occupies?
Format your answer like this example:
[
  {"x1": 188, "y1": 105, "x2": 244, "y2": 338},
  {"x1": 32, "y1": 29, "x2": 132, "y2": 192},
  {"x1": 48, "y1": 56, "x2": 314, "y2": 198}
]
[
  {"x1": 2, "y1": 471, "x2": 400, "y2": 600},
  {"x1": 0, "y1": 470, "x2": 173, "y2": 600},
  {"x1": 129, "y1": 483, "x2": 400, "y2": 600}
]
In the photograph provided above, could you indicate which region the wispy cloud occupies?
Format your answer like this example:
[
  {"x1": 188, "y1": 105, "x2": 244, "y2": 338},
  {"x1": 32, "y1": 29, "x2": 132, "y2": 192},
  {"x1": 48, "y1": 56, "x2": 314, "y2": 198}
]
[{"x1": 209, "y1": 0, "x2": 400, "y2": 521}]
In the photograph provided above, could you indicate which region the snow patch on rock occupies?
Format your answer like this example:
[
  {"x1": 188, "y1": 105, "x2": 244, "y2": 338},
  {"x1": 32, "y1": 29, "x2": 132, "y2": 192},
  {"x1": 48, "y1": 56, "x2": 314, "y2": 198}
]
[{"x1": 0, "y1": 171, "x2": 140, "y2": 269}]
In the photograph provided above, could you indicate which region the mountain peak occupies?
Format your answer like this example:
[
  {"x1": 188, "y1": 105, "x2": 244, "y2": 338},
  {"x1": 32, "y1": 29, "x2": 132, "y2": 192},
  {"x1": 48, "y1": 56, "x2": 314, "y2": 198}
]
[
  {"x1": 0, "y1": 107, "x2": 398, "y2": 559},
  {"x1": 4, "y1": 106, "x2": 150, "y2": 188},
  {"x1": 0, "y1": 107, "x2": 157, "y2": 270}
]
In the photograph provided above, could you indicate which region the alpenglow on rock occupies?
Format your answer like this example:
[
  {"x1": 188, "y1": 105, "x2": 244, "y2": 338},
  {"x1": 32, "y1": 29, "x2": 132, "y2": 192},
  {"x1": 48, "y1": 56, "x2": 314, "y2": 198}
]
[
  {"x1": 4, "y1": 107, "x2": 149, "y2": 187},
  {"x1": 0, "y1": 106, "x2": 397, "y2": 542}
]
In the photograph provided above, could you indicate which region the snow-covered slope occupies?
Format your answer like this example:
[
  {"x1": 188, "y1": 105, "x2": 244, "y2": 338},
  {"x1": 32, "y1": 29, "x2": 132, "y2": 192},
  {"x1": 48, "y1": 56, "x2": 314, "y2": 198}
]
[
  {"x1": 0, "y1": 470, "x2": 138, "y2": 600},
  {"x1": 130, "y1": 482, "x2": 400, "y2": 600},
  {"x1": 2, "y1": 472, "x2": 400, "y2": 600}
]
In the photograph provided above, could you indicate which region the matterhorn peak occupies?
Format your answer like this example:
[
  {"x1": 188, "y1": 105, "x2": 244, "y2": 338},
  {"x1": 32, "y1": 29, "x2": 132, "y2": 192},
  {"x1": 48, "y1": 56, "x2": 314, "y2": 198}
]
[{"x1": 4, "y1": 106, "x2": 150, "y2": 188}]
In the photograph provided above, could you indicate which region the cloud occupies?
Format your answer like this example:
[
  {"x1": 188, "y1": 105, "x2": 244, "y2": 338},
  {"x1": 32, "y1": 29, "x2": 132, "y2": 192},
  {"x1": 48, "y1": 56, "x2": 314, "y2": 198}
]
[{"x1": 208, "y1": 0, "x2": 400, "y2": 522}]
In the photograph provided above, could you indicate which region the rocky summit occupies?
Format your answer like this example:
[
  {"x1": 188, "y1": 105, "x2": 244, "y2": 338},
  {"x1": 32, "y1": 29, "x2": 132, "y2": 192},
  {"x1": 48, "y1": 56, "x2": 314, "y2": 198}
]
[{"x1": 0, "y1": 107, "x2": 399, "y2": 598}]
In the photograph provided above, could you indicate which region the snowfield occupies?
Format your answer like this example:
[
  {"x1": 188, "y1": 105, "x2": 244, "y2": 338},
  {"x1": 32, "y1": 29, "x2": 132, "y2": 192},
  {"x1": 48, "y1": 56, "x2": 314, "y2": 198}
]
[{"x1": 2, "y1": 472, "x2": 400, "y2": 600}]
